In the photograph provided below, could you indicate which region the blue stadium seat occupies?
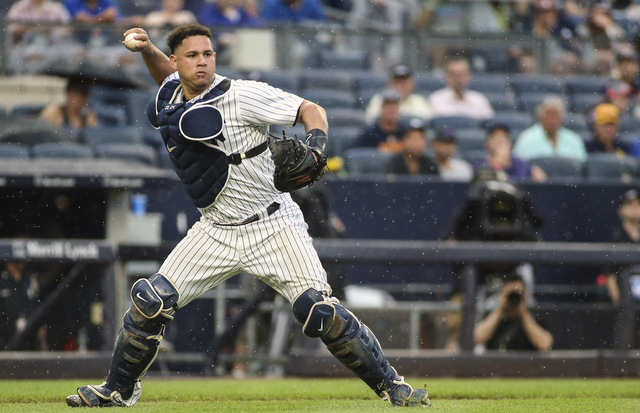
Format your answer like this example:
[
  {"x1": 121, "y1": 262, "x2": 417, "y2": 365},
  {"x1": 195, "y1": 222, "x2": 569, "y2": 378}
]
[
  {"x1": 343, "y1": 147, "x2": 393, "y2": 174},
  {"x1": 326, "y1": 108, "x2": 367, "y2": 128},
  {"x1": 81, "y1": 125, "x2": 143, "y2": 147},
  {"x1": 249, "y1": 70, "x2": 300, "y2": 93},
  {"x1": 94, "y1": 143, "x2": 158, "y2": 166},
  {"x1": 31, "y1": 142, "x2": 94, "y2": 159},
  {"x1": 299, "y1": 69, "x2": 355, "y2": 92},
  {"x1": 563, "y1": 113, "x2": 589, "y2": 134},
  {"x1": 414, "y1": 73, "x2": 446, "y2": 94},
  {"x1": 516, "y1": 93, "x2": 550, "y2": 113},
  {"x1": 469, "y1": 74, "x2": 509, "y2": 94},
  {"x1": 430, "y1": 116, "x2": 482, "y2": 131},
  {"x1": 301, "y1": 89, "x2": 356, "y2": 109},
  {"x1": 12, "y1": 103, "x2": 46, "y2": 117},
  {"x1": 320, "y1": 50, "x2": 369, "y2": 70},
  {"x1": 485, "y1": 92, "x2": 518, "y2": 112},
  {"x1": 271, "y1": 123, "x2": 306, "y2": 140},
  {"x1": 564, "y1": 75, "x2": 609, "y2": 96},
  {"x1": 569, "y1": 93, "x2": 603, "y2": 114},
  {"x1": 453, "y1": 128, "x2": 486, "y2": 153},
  {"x1": 618, "y1": 115, "x2": 638, "y2": 133},
  {"x1": 352, "y1": 71, "x2": 388, "y2": 95},
  {"x1": 509, "y1": 75, "x2": 565, "y2": 96},
  {"x1": 327, "y1": 126, "x2": 362, "y2": 156},
  {"x1": 529, "y1": 156, "x2": 584, "y2": 178},
  {"x1": 583, "y1": 153, "x2": 639, "y2": 181},
  {"x1": 0, "y1": 143, "x2": 30, "y2": 158},
  {"x1": 486, "y1": 112, "x2": 535, "y2": 132}
]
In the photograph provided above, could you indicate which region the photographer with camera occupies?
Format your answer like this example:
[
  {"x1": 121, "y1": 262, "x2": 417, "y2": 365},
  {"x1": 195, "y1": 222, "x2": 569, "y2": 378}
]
[{"x1": 473, "y1": 274, "x2": 553, "y2": 353}]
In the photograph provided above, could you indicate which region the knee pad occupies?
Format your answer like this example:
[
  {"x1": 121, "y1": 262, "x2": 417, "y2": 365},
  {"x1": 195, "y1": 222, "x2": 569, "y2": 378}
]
[
  {"x1": 124, "y1": 274, "x2": 179, "y2": 339},
  {"x1": 292, "y1": 288, "x2": 358, "y2": 339}
]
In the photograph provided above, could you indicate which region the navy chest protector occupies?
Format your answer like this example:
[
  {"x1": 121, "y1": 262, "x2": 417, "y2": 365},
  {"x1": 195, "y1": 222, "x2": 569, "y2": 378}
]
[{"x1": 147, "y1": 79, "x2": 231, "y2": 209}]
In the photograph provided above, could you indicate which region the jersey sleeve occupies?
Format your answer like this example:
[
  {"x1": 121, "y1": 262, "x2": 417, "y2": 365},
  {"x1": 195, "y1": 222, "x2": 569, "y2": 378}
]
[{"x1": 234, "y1": 79, "x2": 304, "y2": 127}]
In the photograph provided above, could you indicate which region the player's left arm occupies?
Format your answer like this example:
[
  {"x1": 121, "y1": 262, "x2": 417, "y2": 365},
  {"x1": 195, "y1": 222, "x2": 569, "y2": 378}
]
[{"x1": 297, "y1": 100, "x2": 329, "y2": 153}]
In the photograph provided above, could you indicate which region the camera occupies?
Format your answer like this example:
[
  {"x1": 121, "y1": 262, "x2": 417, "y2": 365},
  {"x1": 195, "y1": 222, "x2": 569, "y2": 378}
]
[{"x1": 507, "y1": 291, "x2": 522, "y2": 307}]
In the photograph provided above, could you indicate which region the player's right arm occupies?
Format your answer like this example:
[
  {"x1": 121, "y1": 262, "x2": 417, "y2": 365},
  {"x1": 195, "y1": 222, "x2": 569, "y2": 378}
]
[{"x1": 122, "y1": 28, "x2": 175, "y2": 86}]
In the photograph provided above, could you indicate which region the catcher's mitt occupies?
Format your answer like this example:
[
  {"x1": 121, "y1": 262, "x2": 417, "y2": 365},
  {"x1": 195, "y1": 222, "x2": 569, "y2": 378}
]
[{"x1": 269, "y1": 132, "x2": 327, "y2": 192}]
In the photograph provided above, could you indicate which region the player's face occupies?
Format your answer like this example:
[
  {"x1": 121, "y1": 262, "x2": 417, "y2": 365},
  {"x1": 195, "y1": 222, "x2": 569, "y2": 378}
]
[{"x1": 171, "y1": 35, "x2": 216, "y2": 99}]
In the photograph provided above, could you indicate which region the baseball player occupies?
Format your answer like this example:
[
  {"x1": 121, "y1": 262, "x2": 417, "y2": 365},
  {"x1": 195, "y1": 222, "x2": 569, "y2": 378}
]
[{"x1": 66, "y1": 23, "x2": 429, "y2": 408}]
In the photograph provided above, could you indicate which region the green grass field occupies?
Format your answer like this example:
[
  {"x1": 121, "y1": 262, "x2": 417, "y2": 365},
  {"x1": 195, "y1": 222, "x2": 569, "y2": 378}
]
[{"x1": 0, "y1": 377, "x2": 638, "y2": 412}]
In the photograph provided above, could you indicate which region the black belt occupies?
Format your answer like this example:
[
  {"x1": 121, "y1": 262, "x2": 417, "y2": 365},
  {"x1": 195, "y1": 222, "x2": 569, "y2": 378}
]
[
  {"x1": 227, "y1": 141, "x2": 268, "y2": 165},
  {"x1": 217, "y1": 202, "x2": 280, "y2": 226}
]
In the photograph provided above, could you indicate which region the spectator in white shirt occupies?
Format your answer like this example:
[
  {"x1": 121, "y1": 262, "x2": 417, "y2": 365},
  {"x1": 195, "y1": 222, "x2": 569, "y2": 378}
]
[{"x1": 428, "y1": 57, "x2": 495, "y2": 120}]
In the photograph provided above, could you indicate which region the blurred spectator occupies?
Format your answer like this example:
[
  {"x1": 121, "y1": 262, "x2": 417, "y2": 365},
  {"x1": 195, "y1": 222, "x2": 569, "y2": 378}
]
[
  {"x1": 365, "y1": 64, "x2": 433, "y2": 124},
  {"x1": 260, "y1": 0, "x2": 326, "y2": 23},
  {"x1": 197, "y1": 0, "x2": 262, "y2": 64},
  {"x1": 431, "y1": 128, "x2": 473, "y2": 181},
  {"x1": 515, "y1": 0, "x2": 582, "y2": 75},
  {"x1": 605, "y1": 81, "x2": 635, "y2": 117},
  {"x1": 7, "y1": 0, "x2": 79, "y2": 74},
  {"x1": 355, "y1": 89, "x2": 407, "y2": 152},
  {"x1": 198, "y1": 0, "x2": 261, "y2": 26},
  {"x1": 65, "y1": 0, "x2": 118, "y2": 24},
  {"x1": 384, "y1": 118, "x2": 439, "y2": 175},
  {"x1": 39, "y1": 77, "x2": 98, "y2": 132},
  {"x1": 611, "y1": 49, "x2": 640, "y2": 92},
  {"x1": 8, "y1": 0, "x2": 71, "y2": 45},
  {"x1": 144, "y1": 0, "x2": 197, "y2": 41},
  {"x1": 577, "y1": 2, "x2": 625, "y2": 75},
  {"x1": 473, "y1": 274, "x2": 553, "y2": 353},
  {"x1": 585, "y1": 103, "x2": 632, "y2": 155},
  {"x1": 513, "y1": 95, "x2": 587, "y2": 161},
  {"x1": 473, "y1": 123, "x2": 547, "y2": 182},
  {"x1": 428, "y1": 57, "x2": 494, "y2": 120},
  {"x1": 0, "y1": 261, "x2": 46, "y2": 351},
  {"x1": 601, "y1": 188, "x2": 640, "y2": 306}
]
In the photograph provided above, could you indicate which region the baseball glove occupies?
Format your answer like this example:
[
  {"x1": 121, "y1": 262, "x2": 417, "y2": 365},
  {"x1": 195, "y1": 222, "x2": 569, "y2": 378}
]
[{"x1": 269, "y1": 133, "x2": 327, "y2": 192}]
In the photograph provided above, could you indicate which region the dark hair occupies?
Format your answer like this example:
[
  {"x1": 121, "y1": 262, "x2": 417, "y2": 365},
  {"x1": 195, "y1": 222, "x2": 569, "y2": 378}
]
[{"x1": 166, "y1": 23, "x2": 213, "y2": 54}]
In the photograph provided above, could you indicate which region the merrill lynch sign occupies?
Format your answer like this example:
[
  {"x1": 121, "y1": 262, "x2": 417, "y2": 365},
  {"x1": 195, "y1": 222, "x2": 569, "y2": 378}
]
[{"x1": 11, "y1": 240, "x2": 102, "y2": 260}]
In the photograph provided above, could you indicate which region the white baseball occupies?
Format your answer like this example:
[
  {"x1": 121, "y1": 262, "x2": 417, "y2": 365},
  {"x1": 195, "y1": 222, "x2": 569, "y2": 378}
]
[{"x1": 124, "y1": 33, "x2": 142, "y2": 51}]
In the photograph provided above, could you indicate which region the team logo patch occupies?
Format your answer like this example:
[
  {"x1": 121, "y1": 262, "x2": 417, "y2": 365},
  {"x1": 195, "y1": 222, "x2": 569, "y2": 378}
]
[{"x1": 179, "y1": 104, "x2": 225, "y2": 142}]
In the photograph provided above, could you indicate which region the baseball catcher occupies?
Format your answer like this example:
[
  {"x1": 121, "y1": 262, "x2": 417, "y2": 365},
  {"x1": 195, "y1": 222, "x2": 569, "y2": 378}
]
[{"x1": 269, "y1": 129, "x2": 328, "y2": 192}]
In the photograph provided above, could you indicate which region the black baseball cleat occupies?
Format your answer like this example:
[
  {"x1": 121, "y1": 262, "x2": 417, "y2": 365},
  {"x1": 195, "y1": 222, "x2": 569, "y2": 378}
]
[
  {"x1": 66, "y1": 381, "x2": 141, "y2": 408},
  {"x1": 382, "y1": 380, "x2": 431, "y2": 408}
]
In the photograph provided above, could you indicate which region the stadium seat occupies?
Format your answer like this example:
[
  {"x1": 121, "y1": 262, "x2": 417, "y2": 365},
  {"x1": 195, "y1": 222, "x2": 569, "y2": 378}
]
[
  {"x1": 320, "y1": 50, "x2": 369, "y2": 70},
  {"x1": 453, "y1": 128, "x2": 487, "y2": 153},
  {"x1": 618, "y1": 115, "x2": 638, "y2": 133},
  {"x1": 355, "y1": 89, "x2": 379, "y2": 109},
  {"x1": 249, "y1": 70, "x2": 300, "y2": 93},
  {"x1": 93, "y1": 103, "x2": 128, "y2": 126},
  {"x1": 486, "y1": 112, "x2": 535, "y2": 132},
  {"x1": 343, "y1": 147, "x2": 393, "y2": 174},
  {"x1": 94, "y1": 143, "x2": 158, "y2": 166},
  {"x1": 485, "y1": 92, "x2": 518, "y2": 112},
  {"x1": 271, "y1": 123, "x2": 306, "y2": 140},
  {"x1": 414, "y1": 73, "x2": 446, "y2": 94},
  {"x1": 81, "y1": 125, "x2": 143, "y2": 147},
  {"x1": 469, "y1": 74, "x2": 509, "y2": 94},
  {"x1": 12, "y1": 103, "x2": 46, "y2": 117},
  {"x1": 326, "y1": 108, "x2": 367, "y2": 129},
  {"x1": 563, "y1": 113, "x2": 589, "y2": 135},
  {"x1": 564, "y1": 75, "x2": 609, "y2": 96},
  {"x1": 430, "y1": 116, "x2": 482, "y2": 131},
  {"x1": 0, "y1": 143, "x2": 30, "y2": 159},
  {"x1": 301, "y1": 88, "x2": 356, "y2": 109},
  {"x1": 31, "y1": 142, "x2": 94, "y2": 159},
  {"x1": 327, "y1": 126, "x2": 361, "y2": 156},
  {"x1": 583, "y1": 153, "x2": 639, "y2": 181},
  {"x1": 462, "y1": 149, "x2": 488, "y2": 165},
  {"x1": 509, "y1": 75, "x2": 564, "y2": 96},
  {"x1": 516, "y1": 92, "x2": 550, "y2": 113},
  {"x1": 529, "y1": 156, "x2": 584, "y2": 178},
  {"x1": 352, "y1": 71, "x2": 388, "y2": 95},
  {"x1": 0, "y1": 117, "x2": 74, "y2": 145},
  {"x1": 299, "y1": 69, "x2": 355, "y2": 92},
  {"x1": 568, "y1": 94, "x2": 603, "y2": 114}
]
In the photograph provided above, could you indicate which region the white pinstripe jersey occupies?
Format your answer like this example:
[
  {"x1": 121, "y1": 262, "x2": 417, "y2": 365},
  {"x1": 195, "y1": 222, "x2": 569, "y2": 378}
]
[{"x1": 163, "y1": 71, "x2": 304, "y2": 224}]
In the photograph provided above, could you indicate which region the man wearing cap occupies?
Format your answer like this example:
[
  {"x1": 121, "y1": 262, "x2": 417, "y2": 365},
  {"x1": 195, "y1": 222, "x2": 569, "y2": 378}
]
[
  {"x1": 474, "y1": 123, "x2": 547, "y2": 182},
  {"x1": 586, "y1": 103, "x2": 632, "y2": 155},
  {"x1": 384, "y1": 118, "x2": 439, "y2": 175},
  {"x1": 513, "y1": 95, "x2": 587, "y2": 161},
  {"x1": 601, "y1": 189, "x2": 640, "y2": 306},
  {"x1": 357, "y1": 88, "x2": 408, "y2": 152},
  {"x1": 431, "y1": 128, "x2": 473, "y2": 181},
  {"x1": 428, "y1": 57, "x2": 494, "y2": 120},
  {"x1": 365, "y1": 64, "x2": 433, "y2": 124}
]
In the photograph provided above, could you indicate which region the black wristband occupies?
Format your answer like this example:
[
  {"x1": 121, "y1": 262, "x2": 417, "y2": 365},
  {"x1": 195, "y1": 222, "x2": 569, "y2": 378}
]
[{"x1": 305, "y1": 128, "x2": 328, "y2": 153}]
